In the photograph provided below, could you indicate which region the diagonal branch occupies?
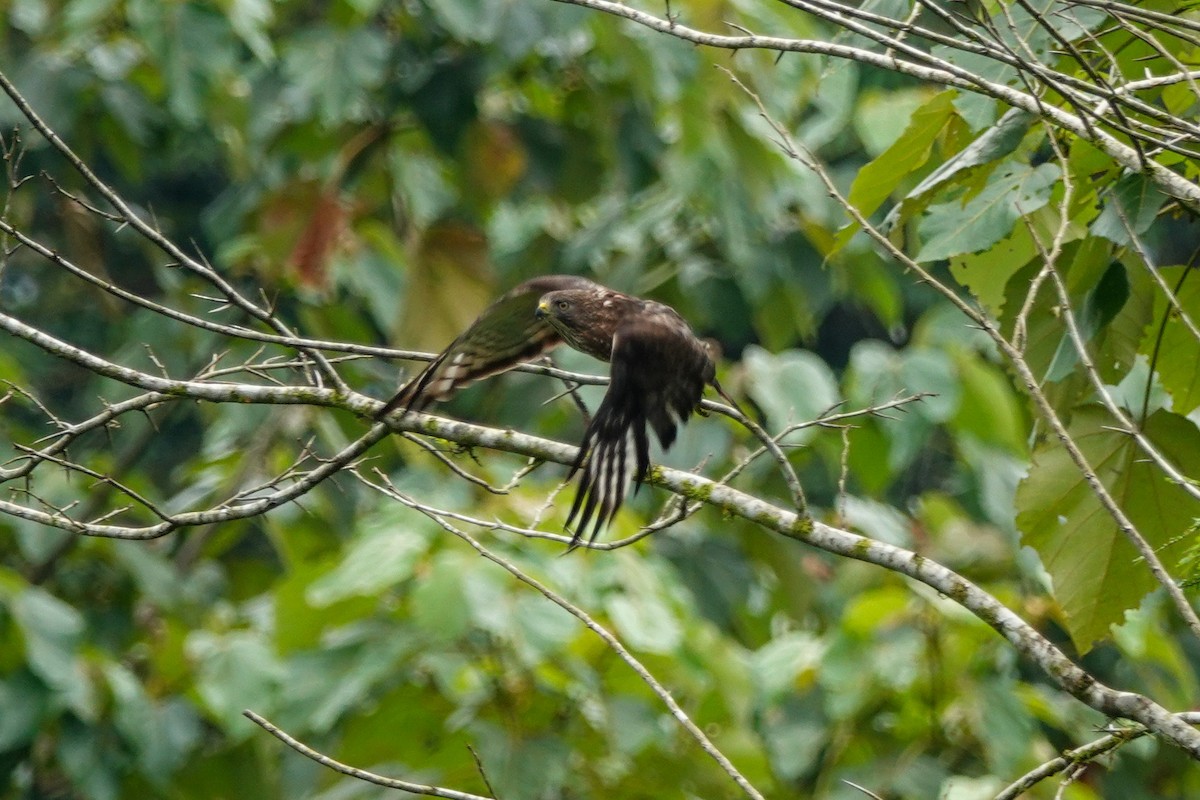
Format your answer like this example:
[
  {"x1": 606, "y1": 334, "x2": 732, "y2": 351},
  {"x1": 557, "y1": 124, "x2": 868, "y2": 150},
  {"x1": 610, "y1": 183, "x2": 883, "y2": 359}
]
[
  {"x1": 546, "y1": 0, "x2": 1200, "y2": 211},
  {"x1": 370, "y1": 412, "x2": 1200, "y2": 758},
  {"x1": 0, "y1": 68, "x2": 347, "y2": 392},
  {"x1": 717, "y1": 67, "x2": 1200, "y2": 642},
  {"x1": 244, "y1": 710, "x2": 494, "y2": 800},
  {"x1": 995, "y1": 713, "x2": 1200, "y2": 800},
  {"x1": 365, "y1": 476, "x2": 768, "y2": 800}
]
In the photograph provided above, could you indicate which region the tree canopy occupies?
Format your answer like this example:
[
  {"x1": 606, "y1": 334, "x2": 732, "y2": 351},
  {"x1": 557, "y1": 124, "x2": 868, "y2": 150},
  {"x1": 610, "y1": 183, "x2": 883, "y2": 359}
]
[{"x1": 2, "y1": 0, "x2": 1200, "y2": 798}]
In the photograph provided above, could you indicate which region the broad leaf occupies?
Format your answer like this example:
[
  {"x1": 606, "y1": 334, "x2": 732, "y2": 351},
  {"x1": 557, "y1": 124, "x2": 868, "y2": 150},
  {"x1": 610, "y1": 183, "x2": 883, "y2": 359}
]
[
  {"x1": 950, "y1": 351, "x2": 1026, "y2": 455},
  {"x1": 891, "y1": 107, "x2": 1034, "y2": 222},
  {"x1": 949, "y1": 204, "x2": 1085, "y2": 316},
  {"x1": 187, "y1": 631, "x2": 284, "y2": 733},
  {"x1": 411, "y1": 553, "x2": 472, "y2": 642},
  {"x1": 1017, "y1": 407, "x2": 1200, "y2": 651},
  {"x1": 1044, "y1": 261, "x2": 1130, "y2": 381},
  {"x1": 743, "y1": 345, "x2": 840, "y2": 439},
  {"x1": 1092, "y1": 173, "x2": 1168, "y2": 245},
  {"x1": 833, "y1": 90, "x2": 955, "y2": 251},
  {"x1": 13, "y1": 587, "x2": 94, "y2": 717},
  {"x1": 306, "y1": 523, "x2": 431, "y2": 606},
  {"x1": 916, "y1": 162, "x2": 1060, "y2": 262},
  {"x1": 605, "y1": 554, "x2": 682, "y2": 655},
  {"x1": 1150, "y1": 266, "x2": 1200, "y2": 414},
  {"x1": 0, "y1": 670, "x2": 49, "y2": 751}
]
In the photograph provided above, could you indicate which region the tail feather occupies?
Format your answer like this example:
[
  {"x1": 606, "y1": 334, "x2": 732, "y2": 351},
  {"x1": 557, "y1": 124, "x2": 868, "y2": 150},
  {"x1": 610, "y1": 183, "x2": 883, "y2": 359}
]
[{"x1": 565, "y1": 405, "x2": 648, "y2": 549}]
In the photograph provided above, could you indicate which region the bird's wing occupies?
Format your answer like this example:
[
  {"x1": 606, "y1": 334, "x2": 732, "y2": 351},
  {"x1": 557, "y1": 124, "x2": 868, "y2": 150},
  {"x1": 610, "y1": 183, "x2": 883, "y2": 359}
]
[
  {"x1": 376, "y1": 275, "x2": 594, "y2": 418},
  {"x1": 565, "y1": 312, "x2": 713, "y2": 546}
]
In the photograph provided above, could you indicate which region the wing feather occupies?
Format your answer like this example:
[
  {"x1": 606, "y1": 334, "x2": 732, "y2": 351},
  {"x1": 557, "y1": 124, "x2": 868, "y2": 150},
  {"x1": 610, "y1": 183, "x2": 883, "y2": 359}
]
[
  {"x1": 376, "y1": 275, "x2": 596, "y2": 418},
  {"x1": 565, "y1": 315, "x2": 713, "y2": 547}
]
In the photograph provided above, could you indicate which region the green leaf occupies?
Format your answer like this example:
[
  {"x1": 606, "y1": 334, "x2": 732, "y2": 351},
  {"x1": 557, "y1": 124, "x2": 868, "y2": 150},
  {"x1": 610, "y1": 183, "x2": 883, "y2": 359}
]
[
  {"x1": 605, "y1": 695, "x2": 662, "y2": 756},
  {"x1": 108, "y1": 543, "x2": 186, "y2": 610},
  {"x1": 104, "y1": 662, "x2": 156, "y2": 758},
  {"x1": 0, "y1": 670, "x2": 49, "y2": 751},
  {"x1": 750, "y1": 632, "x2": 826, "y2": 702},
  {"x1": 761, "y1": 697, "x2": 826, "y2": 781},
  {"x1": 916, "y1": 163, "x2": 1060, "y2": 262},
  {"x1": 899, "y1": 348, "x2": 960, "y2": 422},
  {"x1": 1112, "y1": 600, "x2": 1198, "y2": 708},
  {"x1": 853, "y1": 88, "x2": 944, "y2": 157},
  {"x1": 57, "y1": 717, "x2": 119, "y2": 800},
  {"x1": 1091, "y1": 172, "x2": 1167, "y2": 245},
  {"x1": 423, "y1": 0, "x2": 502, "y2": 43},
  {"x1": 925, "y1": 108, "x2": 1033, "y2": 184},
  {"x1": 605, "y1": 554, "x2": 682, "y2": 655},
  {"x1": 278, "y1": 627, "x2": 413, "y2": 733},
  {"x1": 1016, "y1": 407, "x2": 1200, "y2": 651},
  {"x1": 743, "y1": 345, "x2": 840, "y2": 439},
  {"x1": 841, "y1": 496, "x2": 912, "y2": 545},
  {"x1": 840, "y1": 255, "x2": 904, "y2": 328},
  {"x1": 103, "y1": 662, "x2": 200, "y2": 779},
  {"x1": 1044, "y1": 261, "x2": 1129, "y2": 381},
  {"x1": 939, "y1": 776, "x2": 1006, "y2": 800},
  {"x1": 163, "y1": 5, "x2": 238, "y2": 127},
  {"x1": 227, "y1": 0, "x2": 275, "y2": 63},
  {"x1": 306, "y1": 521, "x2": 431, "y2": 606},
  {"x1": 605, "y1": 593, "x2": 681, "y2": 656},
  {"x1": 187, "y1": 631, "x2": 284, "y2": 733},
  {"x1": 958, "y1": 439, "x2": 1027, "y2": 531},
  {"x1": 841, "y1": 586, "x2": 910, "y2": 637},
  {"x1": 65, "y1": 0, "x2": 118, "y2": 35},
  {"x1": 949, "y1": 204, "x2": 1084, "y2": 315},
  {"x1": 846, "y1": 340, "x2": 959, "y2": 442},
  {"x1": 281, "y1": 26, "x2": 389, "y2": 124},
  {"x1": 798, "y1": 62, "x2": 858, "y2": 151},
  {"x1": 994, "y1": 238, "x2": 1114, "y2": 383},
  {"x1": 885, "y1": 108, "x2": 1034, "y2": 240},
  {"x1": 473, "y1": 729, "x2": 571, "y2": 800},
  {"x1": 977, "y1": 681, "x2": 1038, "y2": 774},
  {"x1": 751, "y1": 279, "x2": 817, "y2": 349},
  {"x1": 845, "y1": 341, "x2": 941, "y2": 474},
  {"x1": 951, "y1": 352, "x2": 1025, "y2": 455},
  {"x1": 10, "y1": 0, "x2": 50, "y2": 34},
  {"x1": 12, "y1": 587, "x2": 95, "y2": 717},
  {"x1": 512, "y1": 593, "x2": 579, "y2": 659},
  {"x1": 411, "y1": 554, "x2": 472, "y2": 642},
  {"x1": 391, "y1": 145, "x2": 458, "y2": 228},
  {"x1": 1093, "y1": 254, "x2": 1153, "y2": 384},
  {"x1": 834, "y1": 90, "x2": 955, "y2": 251},
  {"x1": 1151, "y1": 266, "x2": 1200, "y2": 414}
]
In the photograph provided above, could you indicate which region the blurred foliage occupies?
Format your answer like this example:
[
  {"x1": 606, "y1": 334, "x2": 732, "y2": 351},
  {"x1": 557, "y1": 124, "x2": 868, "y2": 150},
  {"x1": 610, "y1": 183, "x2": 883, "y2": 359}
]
[{"x1": 2, "y1": 0, "x2": 1200, "y2": 798}]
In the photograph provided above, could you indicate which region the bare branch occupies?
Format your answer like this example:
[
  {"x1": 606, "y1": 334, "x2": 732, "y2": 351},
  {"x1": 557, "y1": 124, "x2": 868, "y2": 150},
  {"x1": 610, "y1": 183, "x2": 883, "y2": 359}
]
[
  {"x1": 244, "y1": 710, "x2": 495, "y2": 800},
  {"x1": 996, "y1": 713, "x2": 1200, "y2": 800},
  {"x1": 0, "y1": 69, "x2": 349, "y2": 392},
  {"x1": 546, "y1": 0, "x2": 1200, "y2": 211},
  {"x1": 364, "y1": 474, "x2": 768, "y2": 800},
  {"x1": 718, "y1": 66, "x2": 1200, "y2": 642}
]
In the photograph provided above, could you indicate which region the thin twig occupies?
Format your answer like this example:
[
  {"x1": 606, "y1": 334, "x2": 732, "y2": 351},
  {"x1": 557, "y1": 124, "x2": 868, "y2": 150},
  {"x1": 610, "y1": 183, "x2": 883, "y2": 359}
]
[
  {"x1": 244, "y1": 710, "x2": 494, "y2": 800},
  {"x1": 366, "y1": 475, "x2": 768, "y2": 800}
]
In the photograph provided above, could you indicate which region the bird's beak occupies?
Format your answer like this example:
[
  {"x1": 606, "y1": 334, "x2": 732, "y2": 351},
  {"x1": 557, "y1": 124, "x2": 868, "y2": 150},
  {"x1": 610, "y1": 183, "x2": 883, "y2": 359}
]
[{"x1": 535, "y1": 299, "x2": 550, "y2": 319}]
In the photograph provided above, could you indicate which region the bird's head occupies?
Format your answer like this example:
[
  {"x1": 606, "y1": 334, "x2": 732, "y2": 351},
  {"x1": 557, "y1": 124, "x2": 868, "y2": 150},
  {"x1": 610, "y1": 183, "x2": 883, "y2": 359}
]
[
  {"x1": 535, "y1": 291, "x2": 578, "y2": 324},
  {"x1": 535, "y1": 289, "x2": 597, "y2": 353}
]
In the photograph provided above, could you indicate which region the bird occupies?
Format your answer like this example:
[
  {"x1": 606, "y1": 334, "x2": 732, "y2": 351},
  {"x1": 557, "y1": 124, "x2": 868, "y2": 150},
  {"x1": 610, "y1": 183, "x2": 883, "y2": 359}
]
[{"x1": 375, "y1": 275, "x2": 724, "y2": 547}]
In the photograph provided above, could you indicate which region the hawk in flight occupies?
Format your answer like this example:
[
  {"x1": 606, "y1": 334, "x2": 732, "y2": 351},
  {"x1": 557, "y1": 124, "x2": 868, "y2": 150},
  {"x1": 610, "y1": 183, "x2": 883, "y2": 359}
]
[{"x1": 376, "y1": 275, "x2": 723, "y2": 547}]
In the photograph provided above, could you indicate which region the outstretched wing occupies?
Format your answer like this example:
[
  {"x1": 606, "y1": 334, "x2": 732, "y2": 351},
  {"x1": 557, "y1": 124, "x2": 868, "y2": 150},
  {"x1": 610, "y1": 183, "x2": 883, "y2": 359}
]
[
  {"x1": 376, "y1": 275, "x2": 597, "y2": 418},
  {"x1": 565, "y1": 311, "x2": 714, "y2": 547}
]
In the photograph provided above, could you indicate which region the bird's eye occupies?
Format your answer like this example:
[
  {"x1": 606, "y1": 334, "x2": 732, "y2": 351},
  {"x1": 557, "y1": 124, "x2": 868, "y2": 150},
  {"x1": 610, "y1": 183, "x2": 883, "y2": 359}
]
[{"x1": 556, "y1": 299, "x2": 570, "y2": 311}]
